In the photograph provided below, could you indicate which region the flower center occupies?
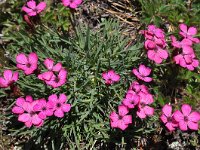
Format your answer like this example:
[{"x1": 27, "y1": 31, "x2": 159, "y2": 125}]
[
  {"x1": 56, "y1": 103, "x2": 61, "y2": 108},
  {"x1": 26, "y1": 63, "x2": 31, "y2": 68},
  {"x1": 140, "y1": 103, "x2": 145, "y2": 108},
  {"x1": 30, "y1": 111, "x2": 36, "y2": 116},
  {"x1": 55, "y1": 77, "x2": 60, "y2": 83},
  {"x1": 119, "y1": 115, "x2": 123, "y2": 120},
  {"x1": 167, "y1": 117, "x2": 172, "y2": 122},
  {"x1": 184, "y1": 116, "x2": 188, "y2": 122},
  {"x1": 42, "y1": 107, "x2": 46, "y2": 111}
]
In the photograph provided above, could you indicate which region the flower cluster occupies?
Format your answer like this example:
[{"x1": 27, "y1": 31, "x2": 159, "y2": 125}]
[
  {"x1": 12, "y1": 94, "x2": 71, "y2": 128},
  {"x1": 171, "y1": 24, "x2": 199, "y2": 71},
  {"x1": 0, "y1": 52, "x2": 70, "y2": 128},
  {"x1": 16, "y1": 53, "x2": 67, "y2": 88},
  {"x1": 110, "y1": 81, "x2": 155, "y2": 130},
  {"x1": 108, "y1": 63, "x2": 154, "y2": 130},
  {"x1": 140, "y1": 25, "x2": 168, "y2": 64},
  {"x1": 22, "y1": 0, "x2": 83, "y2": 17},
  {"x1": 38, "y1": 58, "x2": 67, "y2": 88},
  {"x1": 160, "y1": 104, "x2": 200, "y2": 131}
]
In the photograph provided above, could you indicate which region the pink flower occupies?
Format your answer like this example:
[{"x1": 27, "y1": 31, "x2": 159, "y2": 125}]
[
  {"x1": 122, "y1": 91, "x2": 139, "y2": 109},
  {"x1": 136, "y1": 93, "x2": 154, "y2": 119},
  {"x1": 16, "y1": 52, "x2": 38, "y2": 75},
  {"x1": 45, "y1": 69, "x2": 67, "y2": 88},
  {"x1": 179, "y1": 24, "x2": 200, "y2": 43},
  {"x1": 12, "y1": 97, "x2": 28, "y2": 114},
  {"x1": 38, "y1": 71, "x2": 54, "y2": 81},
  {"x1": 13, "y1": 96, "x2": 43, "y2": 128},
  {"x1": 174, "y1": 54, "x2": 199, "y2": 71},
  {"x1": 38, "y1": 58, "x2": 67, "y2": 88},
  {"x1": 170, "y1": 36, "x2": 193, "y2": 49},
  {"x1": 129, "y1": 81, "x2": 149, "y2": 96},
  {"x1": 110, "y1": 105, "x2": 132, "y2": 130},
  {"x1": 173, "y1": 104, "x2": 200, "y2": 131},
  {"x1": 43, "y1": 58, "x2": 62, "y2": 72},
  {"x1": 140, "y1": 25, "x2": 165, "y2": 39},
  {"x1": 132, "y1": 64, "x2": 152, "y2": 82},
  {"x1": 160, "y1": 104, "x2": 178, "y2": 131},
  {"x1": 144, "y1": 40, "x2": 156, "y2": 50},
  {"x1": 22, "y1": 0, "x2": 46, "y2": 16},
  {"x1": 62, "y1": 0, "x2": 82, "y2": 9},
  {"x1": 147, "y1": 49, "x2": 168, "y2": 64},
  {"x1": 48, "y1": 94, "x2": 71, "y2": 118},
  {"x1": 0, "y1": 70, "x2": 19, "y2": 88},
  {"x1": 33, "y1": 99, "x2": 54, "y2": 119},
  {"x1": 102, "y1": 70, "x2": 120, "y2": 85}
]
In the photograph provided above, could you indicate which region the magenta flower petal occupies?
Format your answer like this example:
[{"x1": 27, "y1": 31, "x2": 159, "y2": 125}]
[
  {"x1": 25, "y1": 95, "x2": 33, "y2": 102},
  {"x1": 18, "y1": 113, "x2": 31, "y2": 122},
  {"x1": 28, "y1": 11, "x2": 37, "y2": 16},
  {"x1": 154, "y1": 53, "x2": 163, "y2": 64},
  {"x1": 44, "y1": 58, "x2": 54, "y2": 70},
  {"x1": 112, "y1": 74, "x2": 120, "y2": 82},
  {"x1": 110, "y1": 121, "x2": 118, "y2": 128},
  {"x1": 27, "y1": 0, "x2": 36, "y2": 9},
  {"x1": 160, "y1": 114, "x2": 167, "y2": 124},
  {"x1": 53, "y1": 63, "x2": 62, "y2": 72},
  {"x1": 145, "y1": 40, "x2": 156, "y2": 49},
  {"x1": 188, "y1": 112, "x2": 200, "y2": 122},
  {"x1": 144, "y1": 106, "x2": 154, "y2": 116},
  {"x1": 70, "y1": 3, "x2": 78, "y2": 9},
  {"x1": 12, "y1": 106, "x2": 24, "y2": 114},
  {"x1": 54, "y1": 109, "x2": 64, "y2": 118},
  {"x1": 182, "y1": 46, "x2": 194, "y2": 55},
  {"x1": 62, "y1": 0, "x2": 70, "y2": 6},
  {"x1": 162, "y1": 104, "x2": 172, "y2": 117},
  {"x1": 58, "y1": 69, "x2": 67, "y2": 79},
  {"x1": 48, "y1": 94, "x2": 58, "y2": 103},
  {"x1": 181, "y1": 104, "x2": 191, "y2": 116},
  {"x1": 110, "y1": 112, "x2": 119, "y2": 122},
  {"x1": 36, "y1": 2, "x2": 46, "y2": 13},
  {"x1": 62, "y1": 104, "x2": 71, "y2": 112},
  {"x1": 28, "y1": 52, "x2": 38, "y2": 64},
  {"x1": 38, "y1": 71, "x2": 53, "y2": 81},
  {"x1": 3, "y1": 70, "x2": 13, "y2": 81},
  {"x1": 117, "y1": 120, "x2": 128, "y2": 130},
  {"x1": 179, "y1": 24, "x2": 188, "y2": 33},
  {"x1": 32, "y1": 115, "x2": 42, "y2": 125},
  {"x1": 137, "y1": 109, "x2": 146, "y2": 119},
  {"x1": 188, "y1": 27, "x2": 197, "y2": 36},
  {"x1": 59, "y1": 93, "x2": 67, "y2": 103},
  {"x1": 25, "y1": 120, "x2": 32, "y2": 128},
  {"x1": 16, "y1": 53, "x2": 28, "y2": 64},
  {"x1": 179, "y1": 120, "x2": 188, "y2": 131},
  {"x1": 187, "y1": 121, "x2": 198, "y2": 130},
  {"x1": 45, "y1": 109, "x2": 53, "y2": 117},
  {"x1": 143, "y1": 77, "x2": 152, "y2": 82},
  {"x1": 157, "y1": 49, "x2": 168, "y2": 59},
  {"x1": 118, "y1": 105, "x2": 129, "y2": 116},
  {"x1": 122, "y1": 115, "x2": 132, "y2": 124},
  {"x1": 22, "y1": 6, "x2": 33, "y2": 14},
  {"x1": 173, "y1": 110, "x2": 184, "y2": 122},
  {"x1": 12, "y1": 72, "x2": 19, "y2": 82},
  {"x1": 165, "y1": 122, "x2": 176, "y2": 131},
  {"x1": 139, "y1": 65, "x2": 151, "y2": 76}
]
